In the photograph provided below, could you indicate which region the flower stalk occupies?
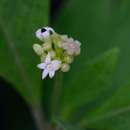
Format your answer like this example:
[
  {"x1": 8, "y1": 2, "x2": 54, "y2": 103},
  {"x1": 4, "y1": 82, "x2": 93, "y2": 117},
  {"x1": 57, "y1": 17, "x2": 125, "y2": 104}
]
[{"x1": 30, "y1": 104, "x2": 48, "y2": 130}]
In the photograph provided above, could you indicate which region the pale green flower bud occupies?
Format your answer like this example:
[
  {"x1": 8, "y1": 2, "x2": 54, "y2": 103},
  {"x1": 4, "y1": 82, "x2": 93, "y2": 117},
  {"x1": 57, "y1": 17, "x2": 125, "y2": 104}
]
[
  {"x1": 40, "y1": 53, "x2": 47, "y2": 62},
  {"x1": 61, "y1": 63, "x2": 70, "y2": 72},
  {"x1": 33, "y1": 44, "x2": 43, "y2": 55},
  {"x1": 61, "y1": 35, "x2": 68, "y2": 40},
  {"x1": 57, "y1": 41, "x2": 63, "y2": 48},
  {"x1": 64, "y1": 55, "x2": 74, "y2": 64},
  {"x1": 43, "y1": 42, "x2": 52, "y2": 51},
  {"x1": 75, "y1": 48, "x2": 81, "y2": 55},
  {"x1": 49, "y1": 50, "x2": 56, "y2": 58},
  {"x1": 52, "y1": 33, "x2": 60, "y2": 42},
  {"x1": 51, "y1": 33, "x2": 63, "y2": 47}
]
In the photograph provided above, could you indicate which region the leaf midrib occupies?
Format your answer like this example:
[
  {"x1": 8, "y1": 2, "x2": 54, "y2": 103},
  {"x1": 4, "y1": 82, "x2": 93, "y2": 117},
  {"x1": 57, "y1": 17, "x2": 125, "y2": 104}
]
[
  {"x1": 0, "y1": 19, "x2": 33, "y2": 97},
  {"x1": 81, "y1": 106, "x2": 130, "y2": 126}
]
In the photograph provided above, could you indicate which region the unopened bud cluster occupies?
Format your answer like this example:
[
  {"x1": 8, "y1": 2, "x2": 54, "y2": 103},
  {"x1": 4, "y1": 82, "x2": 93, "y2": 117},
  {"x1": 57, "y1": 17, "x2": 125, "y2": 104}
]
[{"x1": 33, "y1": 27, "x2": 81, "y2": 79}]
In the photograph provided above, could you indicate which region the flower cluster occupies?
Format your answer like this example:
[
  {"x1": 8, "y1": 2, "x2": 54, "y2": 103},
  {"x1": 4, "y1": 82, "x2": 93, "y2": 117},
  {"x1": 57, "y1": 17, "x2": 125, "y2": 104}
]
[{"x1": 33, "y1": 27, "x2": 81, "y2": 79}]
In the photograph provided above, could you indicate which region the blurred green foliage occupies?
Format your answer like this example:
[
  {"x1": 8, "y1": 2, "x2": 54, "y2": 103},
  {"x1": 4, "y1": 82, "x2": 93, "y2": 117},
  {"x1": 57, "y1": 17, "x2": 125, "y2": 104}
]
[
  {"x1": 0, "y1": 0, "x2": 130, "y2": 130},
  {"x1": 53, "y1": 0, "x2": 130, "y2": 130},
  {"x1": 0, "y1": 0, "x2": 49, "y2": 105},
  {"x1": 53, "y1": 0, "x2": 130, "y2": 86},
  {"x1": 59, "y1": 48, "x2": 119, "y2": 121}
]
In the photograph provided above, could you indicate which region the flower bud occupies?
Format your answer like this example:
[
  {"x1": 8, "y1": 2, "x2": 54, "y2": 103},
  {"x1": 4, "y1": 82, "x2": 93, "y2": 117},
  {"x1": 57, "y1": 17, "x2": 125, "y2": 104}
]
[
  {"x1": 43, "y1": 42, "x2": 52, "y2": 51},
  {"x1": 33, "y1": 44, "x2": 43, "y2": 55},
  {"x1": 75, "y1": 48, "x2": 81, "y2": 55},
  {"x1": 49, "y1": 50, "x2": 56, "y2": 58},
  {"x1": 36, "y1": 27, "x2": 55, "y2": 41},
  {"x1": 64, "y1": 56, "x2": 73, "y2": 64},
  {"x1": 57, "y1": 41, "x2": 63, "y2": 48},
  {"x1": 61, "y1": 63, "x2": 70, "y2": 72},
  {"x1": 52, "y1": 33, "x2": 63, "y2": 48},
  {"x1": 40, "y1": 53, "x2": 46, "y2": 62},
  {"x1": 61, "y1": 35, "x2": 68, "y2": 41}
]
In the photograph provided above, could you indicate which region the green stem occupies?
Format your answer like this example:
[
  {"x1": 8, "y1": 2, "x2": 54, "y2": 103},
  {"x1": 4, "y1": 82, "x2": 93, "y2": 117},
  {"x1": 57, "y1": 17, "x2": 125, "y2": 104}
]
[
  {"x1": 30, "y1": 104, "x2": 48, "y2": 130},
  {"x1": 30, "y1": 73, "x2": 63, "y2": 130},
  {"x1": 51, "y1": 72, "x2": 63, "y2": 120}
]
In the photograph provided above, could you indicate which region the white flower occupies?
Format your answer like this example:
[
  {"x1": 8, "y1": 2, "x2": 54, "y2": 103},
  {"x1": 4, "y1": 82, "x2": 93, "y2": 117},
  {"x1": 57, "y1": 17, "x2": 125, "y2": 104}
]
[
  {"x1": 61, "y1": 36, "x2": 81, "y2": 55},
  {"x1": 37, "y1": 53, "x2": 61, "y2": 79},
  {"x1": 36, "y1": 27, "x2": 55, "y2": 41}
]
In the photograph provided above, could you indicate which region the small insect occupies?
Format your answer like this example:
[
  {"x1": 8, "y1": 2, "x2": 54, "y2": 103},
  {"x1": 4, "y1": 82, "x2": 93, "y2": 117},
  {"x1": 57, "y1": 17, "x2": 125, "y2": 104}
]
[{"x1": 36, "y1": 27, "x2": 55, "y2": 41}]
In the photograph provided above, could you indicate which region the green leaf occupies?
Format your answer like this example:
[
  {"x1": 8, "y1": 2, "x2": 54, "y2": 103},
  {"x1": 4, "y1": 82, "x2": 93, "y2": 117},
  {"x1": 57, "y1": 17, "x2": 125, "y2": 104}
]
[
  {"x1": 55, "y1": 119, "x2": 86, "y2": 130},
  {"x1": 58, "y1": 48, "x2": 119, "y2": 123},
  {"x1": 80, "y1": 83, "x2": 130, "y2": 130},
  {"x1": 53, "y1": 1, "x2": 130, "y2": 128},
  {"x1": 64, "y1": 127, "x2": 85, "y2": 130},
  {"x1": 53, "y1": 0, "x2": 130, "y2": 89},
  {"x1": 0, "y1": 0, "x2": 49, "y2": 105}
]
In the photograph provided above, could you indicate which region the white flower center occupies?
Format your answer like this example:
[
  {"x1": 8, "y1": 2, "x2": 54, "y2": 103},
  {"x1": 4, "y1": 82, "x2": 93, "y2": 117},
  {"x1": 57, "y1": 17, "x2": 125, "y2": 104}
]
[{"x1": 46, "y1": 63, "x2": 54, "y2": 71}]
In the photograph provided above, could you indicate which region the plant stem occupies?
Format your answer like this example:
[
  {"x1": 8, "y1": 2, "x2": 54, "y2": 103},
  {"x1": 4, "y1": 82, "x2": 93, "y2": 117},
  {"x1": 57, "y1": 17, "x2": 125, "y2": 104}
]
[
  {"x1": 30, "y1": 72, "x2": 63, "y2": 130},
  {"x1": 51, "y1": 72, "x2": 63, "y2": 119},
  {"x1": 30, "y1": 104, "x2": 48, "y2": 130}
]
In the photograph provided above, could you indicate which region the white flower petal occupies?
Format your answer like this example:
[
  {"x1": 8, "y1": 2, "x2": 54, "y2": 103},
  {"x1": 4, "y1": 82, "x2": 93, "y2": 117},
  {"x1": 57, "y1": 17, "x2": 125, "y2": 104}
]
[
  {"x1": 36, "y1": 27, "x2": 53, "y2": 41},
  {"x1": 45, "y1": 53, "x2": 51, "y2": 63},
  {"x1": 41, "y1": 31, "x2": 50, "y2": 38},
  {"x1": 52, "y1": 60, "x2": 61, "y2": 70},
  {"x1": 36, "y1": 29, "x2": 44, "y2": 41},
  {"x1": 45, "y1": 27, "x2": 55, "y2": 33},
  {"x1": 37, "y1": 63, "x2": 46, "y2": 69},
  {"x1": 69, "y1": 38, "x2": 74, "y2": 42},
  {"x1": 49, "y1": 71, "x2": 55, "y2": 78},
  {"x1": 42, "y1": 69, "x2": 49, "y2": 79},
  {"x1": 75, "y1": 40, "x2": 81, "y2": 46},
  {"x1": 75, "y1": 48, "x2": 81, "y2": 55}
]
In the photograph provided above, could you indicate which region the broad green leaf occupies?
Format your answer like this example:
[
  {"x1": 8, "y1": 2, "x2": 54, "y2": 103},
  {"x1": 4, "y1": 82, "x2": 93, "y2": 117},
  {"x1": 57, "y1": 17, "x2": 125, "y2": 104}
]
[
  {"x1": 64, "y1": 127, "x2": 85, "y2": 130},
  {"x1": 57, "y1": 48, "x2": 119, "y2": 123},
  {"x1": 0, "y1": 0, "x2": 49, "y2": 105},
  {"x1": 55, "y1": 120, "x2": 86, "y2": 130},
  {"x1": 53, "y1": 0, "x2": 130, "y2": 128},
  {"x1": 53, "y1": 0, "x2": 130, "y2": 89},
  {"x1": 80, "y1": 83, "x2": 130, "y2": 130}
]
